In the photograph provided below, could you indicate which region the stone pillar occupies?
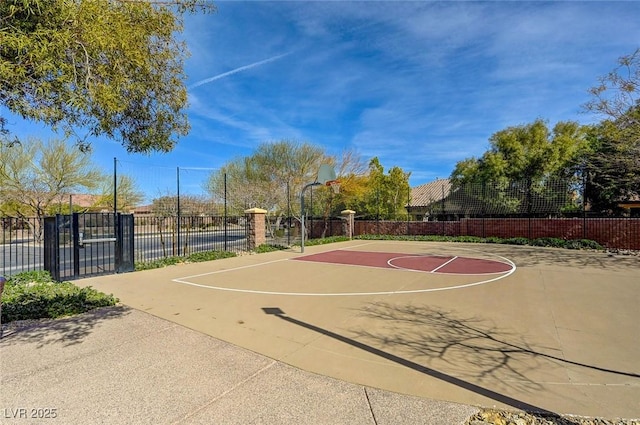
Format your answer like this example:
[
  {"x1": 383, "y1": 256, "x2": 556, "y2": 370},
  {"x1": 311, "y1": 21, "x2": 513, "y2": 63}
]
[
  {"x1": 341, "y1": 210, "x2": 356, "y2": 239},
  {"x1": 244, "y1": 208, "x2": 267, "y2": 250}
]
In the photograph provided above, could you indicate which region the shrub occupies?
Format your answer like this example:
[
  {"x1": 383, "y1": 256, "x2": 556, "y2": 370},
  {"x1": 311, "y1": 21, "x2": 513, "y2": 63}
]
[
  {"x1": 186, "y1": 251, "x2": 237, "y2": 262},
  {"x1": 530, "y1": 237, "x2": 566, "y2": 248},
  {"x1": 255, "y1": 244, "x2": 288, "y2": 253},
  {"x1": 1, "y1": 271, "x2": 118, "y2": 323},
  {"x1": 352, "y1": 234, "x2": 603, "y2": 251},
  {"x1": 135, "y1": 256, "x2": 182, "y2": 271},
  {"x1": 565, "y1": 239, "x2": 604, "y2": 250},
  {"x1": 135, "y1": 250, "x2": 237, "y2": 271},
  {"x1": 501, "y1": 237, "x2": 529, "y2": 245},
  {"x1": 6, "y1": 270, "x2": 55, "y2": 285},
  {"x1": 303, "y1": 236, "x2": 351, "y2": 246}
]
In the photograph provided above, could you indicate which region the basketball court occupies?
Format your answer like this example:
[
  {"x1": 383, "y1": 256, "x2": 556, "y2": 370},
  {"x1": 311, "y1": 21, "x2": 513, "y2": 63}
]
[{"x1": 77, "y1": 239, "x2": 640, "y2": 419}]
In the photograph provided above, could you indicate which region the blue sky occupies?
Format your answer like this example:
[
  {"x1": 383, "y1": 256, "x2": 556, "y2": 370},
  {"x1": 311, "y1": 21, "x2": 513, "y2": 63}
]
[{"x1": 4, "y1": 1, "x2": 640, "y2": 195}]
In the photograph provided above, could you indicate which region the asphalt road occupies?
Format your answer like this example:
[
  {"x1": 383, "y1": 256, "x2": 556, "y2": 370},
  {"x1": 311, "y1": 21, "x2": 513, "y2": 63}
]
[{"x1": 0, "y1": 229, "x2": 248, "y2": 278}]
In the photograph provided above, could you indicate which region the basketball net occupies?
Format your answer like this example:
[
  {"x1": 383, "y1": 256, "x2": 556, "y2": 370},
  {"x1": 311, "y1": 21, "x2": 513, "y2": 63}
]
[{"x1": 326, "y1": 180, "x2": 340, "y2": 194}]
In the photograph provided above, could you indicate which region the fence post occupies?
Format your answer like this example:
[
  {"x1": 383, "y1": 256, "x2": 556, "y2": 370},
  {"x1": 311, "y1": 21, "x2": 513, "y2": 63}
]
[
  {"x1": 244, "y1": 208, "x2": 267, "y2": 251},
  {"x1": 72, "y1": 213, "x2": 80, "y2": 278},
  {"x1": 176, "y1": 167, "x2": 181, "y2": 256},
  {"x1": 116, "y1": 214, "x2": 135, "y2": 273},
  {"x1": 43, "y1": 216, "x2": 60, "y2": 281},
  {"x1": 224, "y1": 173, "x2": 228, "y2": 251},
  {"x1": 582, "y1": 167, "x2": 587, "y2": 240},
  {"x1": 441, "y1": 183, "x2": 446, "y2": 236},
  {"x1": 341, "y1": 210, "x2": 356, "y2": 239},
  {"x1": 482, "y1": 181, "x2": 486, "y2": 238}
]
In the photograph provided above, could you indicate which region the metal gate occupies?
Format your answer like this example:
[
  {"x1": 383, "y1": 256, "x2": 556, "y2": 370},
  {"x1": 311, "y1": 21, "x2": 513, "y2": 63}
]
[{"x1": 44, "y1": 213, "x2": 134, "y2": 281}]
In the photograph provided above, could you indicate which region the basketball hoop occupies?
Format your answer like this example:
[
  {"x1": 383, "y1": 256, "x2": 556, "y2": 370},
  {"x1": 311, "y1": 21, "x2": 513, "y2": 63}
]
[{"x1": 326, "y1": 180, "x2": 340, "y2": 194}]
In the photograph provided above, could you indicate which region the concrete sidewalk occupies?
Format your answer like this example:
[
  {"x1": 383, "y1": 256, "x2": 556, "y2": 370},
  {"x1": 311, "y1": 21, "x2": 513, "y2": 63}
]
[{"x1": 1, "y1": 306, "x2": 478, "y2": 424}]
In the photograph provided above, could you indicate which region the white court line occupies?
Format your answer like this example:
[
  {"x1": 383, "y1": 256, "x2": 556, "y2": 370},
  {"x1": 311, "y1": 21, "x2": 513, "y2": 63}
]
[
  {"x1": 336, "y1": 241, "x2": 378, "y2": 250},
  {"x1": 430, "y1": 256, "x2": 458, "y2": 273},
  {"x1": 175, "y1": 258, "x2": 290, "y2": 281},
  {"x1": 170, "y1": 241, "x2": 517, "y2": 297},
  {"x1": 172, "y1": 268, "x2": 515, "y2": 296}
]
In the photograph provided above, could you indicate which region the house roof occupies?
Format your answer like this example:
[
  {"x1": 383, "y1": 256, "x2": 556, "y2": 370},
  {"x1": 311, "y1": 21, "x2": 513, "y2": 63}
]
[
  {"x1": 68, "y1": 194, "x2": 101, "y2": 208},
  {"x1": 618, "y1": 201, "x2": 640, "y2": 209},
  {"x1": 409, "y1": 179, "x2": 452, "y2": 207},
  {"x1": 132, "y1": 205, "x2": 153, "y2": 214}
]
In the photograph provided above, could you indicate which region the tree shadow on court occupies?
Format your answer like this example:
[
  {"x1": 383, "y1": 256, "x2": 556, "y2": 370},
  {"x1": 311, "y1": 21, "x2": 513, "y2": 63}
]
[
  {"x1": 353, "y1": 302, "x2": 639, "y2": 379},
  {"x1": 262, "y1": 307, "x2": 573, "y2": 420},
  {"x1": 348, "y1": 302, "x2": 640, "y2": 420},
  {"x1": 356, "y1": 305, "x2": 540, "y2": 388},
  {"x1": 477, "y1": 244, "x2": 639, "y2": 271},
  {"x1": 0, "y1": 305, "x2": 131, "y2": 348}
]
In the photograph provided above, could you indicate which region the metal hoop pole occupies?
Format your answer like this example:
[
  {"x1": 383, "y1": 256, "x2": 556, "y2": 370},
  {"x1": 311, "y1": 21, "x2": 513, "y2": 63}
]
[{"x1": 301, "y1": 182, "x2": 320, "y2": 253}]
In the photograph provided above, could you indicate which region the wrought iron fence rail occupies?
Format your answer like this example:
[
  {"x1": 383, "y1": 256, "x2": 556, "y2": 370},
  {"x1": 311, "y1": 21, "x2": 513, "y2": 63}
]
[
  {"x1": 1, "y1": 217, "x2": 43, "y2": 277},
  {"x1": 133, "y1": 215, "x2": 249, "y2": 264},
  {"x1": 2, "y1": 213, "x2": 637, "y2": 277}
]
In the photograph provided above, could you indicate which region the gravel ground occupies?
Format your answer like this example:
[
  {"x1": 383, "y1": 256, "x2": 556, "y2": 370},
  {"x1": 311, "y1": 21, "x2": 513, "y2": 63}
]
[{"x1": 467, "y1": 409, "x2": 640, "y2": 425}]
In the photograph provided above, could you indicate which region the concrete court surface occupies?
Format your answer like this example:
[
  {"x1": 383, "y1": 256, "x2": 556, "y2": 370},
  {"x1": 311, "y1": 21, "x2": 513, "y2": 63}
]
[{"x1": 8, "y1": 239, "x2": 639, "y2": 421}]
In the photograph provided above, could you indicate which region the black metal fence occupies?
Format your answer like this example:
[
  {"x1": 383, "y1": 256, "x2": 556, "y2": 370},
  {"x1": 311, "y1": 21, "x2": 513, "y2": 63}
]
[
  {"x1": 264, "y1": 215, "x2": 349, "y2": 245},
  {"x1": 1, "y1": 216, "x2": 43, "y2": 277},
  {"x1": 133, "y1": 214, "x2": 248, "y2": 264},
  {"x1": 43, "y1": 213, "x2": 135, "y2": 281},
  {"x1": 1, "y1": 213, "x2": 249, "y2": 278}
]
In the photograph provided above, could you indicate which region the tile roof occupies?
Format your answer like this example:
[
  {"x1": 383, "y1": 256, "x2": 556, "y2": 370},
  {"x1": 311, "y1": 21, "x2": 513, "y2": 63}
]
[
  {"x1": 68, "y1": 194, "x2": 101, "y2": 208},
  {"x1": 409, "y1": 179, "x2": 452, "y2": 207}
]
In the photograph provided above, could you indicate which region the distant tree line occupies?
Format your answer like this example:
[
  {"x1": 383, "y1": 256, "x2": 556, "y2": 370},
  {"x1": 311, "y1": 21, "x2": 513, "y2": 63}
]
[
  {"x1": 451, "y1": 48, "x2": 640, "y2": 215},
  {"x1": 204, "y1": 140, "x2": 411, "y2": 223}
]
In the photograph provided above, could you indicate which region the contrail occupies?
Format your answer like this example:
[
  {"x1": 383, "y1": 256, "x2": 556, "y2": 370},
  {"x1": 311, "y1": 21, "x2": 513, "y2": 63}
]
[{"x1": 189, "y1": 52, "x2": 293, "y2": 89}]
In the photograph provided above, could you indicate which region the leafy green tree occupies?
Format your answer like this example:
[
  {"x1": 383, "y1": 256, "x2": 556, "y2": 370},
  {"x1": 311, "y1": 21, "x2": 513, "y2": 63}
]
[
  {"x1": 204, "y1": 141, "x2": 371, "y2": 239},
  {"x1": 352, "y1": 157, "x2": 410, "y2": 220},
  {"x1": 305, "y1": 148, "x2": 366, "y2": 217},
  {"x1": 206, "y1": 157, "x2": 276, "y2": 215},
  {"x1": 450, "y1": 120, "x2": 587, "y2": 213},
  {"x1": 205, "y1": 140, "x2": 327, "y2": 224},
  {"x1": 583, "y1": 108, "x2": 640, "y2": 212},
  {"x1": 0, "y1": 137, "x2": 102, "y2": 238},
  {"x1": 452, "y1": 119, "x2": 586, "y2": 185},
  {"x1": 1, "y1": 0, "x2": 215, "y2": 152},
  {"x1": 95, "y1": 175, "x2": 145, "y2": 213}
]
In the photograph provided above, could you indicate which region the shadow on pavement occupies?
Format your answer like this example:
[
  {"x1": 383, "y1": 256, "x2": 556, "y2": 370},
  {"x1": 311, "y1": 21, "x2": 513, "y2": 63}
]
[
  {"x1": 353, "y1": 302, "x2": 640, "y2": 380},
  {"x1": 480, "y1": 245, "x2": 639, "y2": 271},
  {"x1": 0, "y1": 305, "x2": 131, "y2": 348},
  {"x1": 261, "y1": 307, "x2": 566, "y2": 419}
]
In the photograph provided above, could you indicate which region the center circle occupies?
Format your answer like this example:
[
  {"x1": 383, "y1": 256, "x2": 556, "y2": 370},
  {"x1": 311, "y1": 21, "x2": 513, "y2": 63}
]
[{"x1": 387, "y1": 255, "x2": 514, "y2": 275}]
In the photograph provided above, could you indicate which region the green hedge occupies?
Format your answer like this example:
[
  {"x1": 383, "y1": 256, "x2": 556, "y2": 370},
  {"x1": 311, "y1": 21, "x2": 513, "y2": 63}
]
[
  {"x1": 351, "y1": 234, "x2": 604, "y2": 250},
  {"x1": 1, "y1": 271, "x2": 118, "y2": 323},
  {"x1": 255, "y1": 244, "x2": 289, "y2": 253},
  {"x1": 135, "y1": 250, "x2": 237, "y2": 271}
]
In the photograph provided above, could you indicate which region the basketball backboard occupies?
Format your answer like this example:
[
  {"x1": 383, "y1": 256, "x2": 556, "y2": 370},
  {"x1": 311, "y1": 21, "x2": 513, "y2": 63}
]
[{"x1": 317, "y1": 164, "x2": 337, "y2": 185}]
